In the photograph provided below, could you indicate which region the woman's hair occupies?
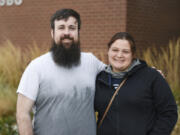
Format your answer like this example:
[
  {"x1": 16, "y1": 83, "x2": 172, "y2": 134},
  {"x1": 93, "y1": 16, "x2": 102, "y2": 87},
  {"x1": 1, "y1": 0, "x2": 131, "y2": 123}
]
[{"x1": 108, "y1": 32, "x2": 136, "y2": 54}]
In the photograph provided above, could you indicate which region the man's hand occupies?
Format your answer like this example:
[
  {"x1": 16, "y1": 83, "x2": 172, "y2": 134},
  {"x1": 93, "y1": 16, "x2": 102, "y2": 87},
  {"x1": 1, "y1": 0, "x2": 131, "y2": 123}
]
[{"x1": 152, "y1": 67, "x2": 165, "y2": 77}]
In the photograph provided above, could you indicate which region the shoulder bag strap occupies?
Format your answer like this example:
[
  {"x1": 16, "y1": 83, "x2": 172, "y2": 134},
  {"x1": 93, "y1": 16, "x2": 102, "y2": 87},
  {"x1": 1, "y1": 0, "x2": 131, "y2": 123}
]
[{"x1": 98, "y1": 78, "x2": 127, "y2": 128}]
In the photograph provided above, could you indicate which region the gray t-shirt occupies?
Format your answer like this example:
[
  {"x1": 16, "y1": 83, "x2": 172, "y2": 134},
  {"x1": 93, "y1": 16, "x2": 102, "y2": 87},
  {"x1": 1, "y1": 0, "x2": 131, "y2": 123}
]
[{"x1": 17, "y1": 52, "x2": 105, "y2": 135}]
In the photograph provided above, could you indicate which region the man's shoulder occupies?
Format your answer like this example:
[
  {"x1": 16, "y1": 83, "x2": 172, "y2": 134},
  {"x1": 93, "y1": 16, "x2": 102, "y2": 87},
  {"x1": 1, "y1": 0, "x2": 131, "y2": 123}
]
[
  {"x1": 27, "y1": 52, "x2": 52, "y2": 69},
  {"x1": 81, "y1": 52, "x2": 94, "y2": 56},
  {"x1": 81, "y1": 52, "x2": 96, "y2": 59},
  {"x1": 31, "y1": 52, "x2": 51, "y2": 64}
]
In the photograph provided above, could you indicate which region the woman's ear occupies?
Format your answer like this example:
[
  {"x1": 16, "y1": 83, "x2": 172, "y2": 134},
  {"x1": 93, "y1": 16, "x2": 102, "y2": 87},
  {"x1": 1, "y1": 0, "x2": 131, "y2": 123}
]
[{"x1": 132, "y1": 53, "x2": 137, "y2": 59}]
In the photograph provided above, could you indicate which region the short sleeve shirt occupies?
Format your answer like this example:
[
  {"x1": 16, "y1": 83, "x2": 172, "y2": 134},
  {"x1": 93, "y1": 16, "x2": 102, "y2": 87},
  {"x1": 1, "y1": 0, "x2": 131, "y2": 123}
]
[{"x1": 17, "y1": 52, "x2": 105, "y2": 135}]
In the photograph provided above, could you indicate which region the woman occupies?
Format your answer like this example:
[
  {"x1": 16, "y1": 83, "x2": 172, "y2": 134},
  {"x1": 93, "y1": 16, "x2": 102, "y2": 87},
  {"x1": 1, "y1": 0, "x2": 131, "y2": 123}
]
[{"x1": 94, "y1": 32, "x2": 178, "y2": 135}]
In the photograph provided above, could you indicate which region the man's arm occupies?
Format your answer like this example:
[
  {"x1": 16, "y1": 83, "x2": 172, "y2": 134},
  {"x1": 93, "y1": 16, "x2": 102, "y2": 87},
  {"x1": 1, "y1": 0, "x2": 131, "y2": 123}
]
[{"x1": 16, "y1": 93, "x2": 35, "y2": 135}]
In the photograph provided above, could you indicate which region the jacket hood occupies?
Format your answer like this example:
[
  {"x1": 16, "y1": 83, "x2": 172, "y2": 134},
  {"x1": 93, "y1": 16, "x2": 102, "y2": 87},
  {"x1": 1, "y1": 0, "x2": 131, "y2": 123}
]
[{"x1": 96, "y1": 59, "x2": 148, "y2": 86}]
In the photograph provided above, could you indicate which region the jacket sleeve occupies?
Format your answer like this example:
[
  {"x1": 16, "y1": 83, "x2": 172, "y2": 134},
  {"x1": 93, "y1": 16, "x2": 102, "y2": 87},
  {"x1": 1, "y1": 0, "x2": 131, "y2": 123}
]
[{"x1": 148, "y1": 72, "x2": 178, "y2": 135}]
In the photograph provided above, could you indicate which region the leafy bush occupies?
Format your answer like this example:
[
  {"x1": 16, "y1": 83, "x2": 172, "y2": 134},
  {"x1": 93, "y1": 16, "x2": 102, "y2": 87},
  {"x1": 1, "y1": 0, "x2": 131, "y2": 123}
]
[
  {"x1": 0, "y1": 116, "x2": 18, "y2": 135},
  {"x1": 0, "y1": 40, "x2": 47, "y2": 134},
  {"x1": 0, "y1": 40, "x2": 47, "y2": 117}
]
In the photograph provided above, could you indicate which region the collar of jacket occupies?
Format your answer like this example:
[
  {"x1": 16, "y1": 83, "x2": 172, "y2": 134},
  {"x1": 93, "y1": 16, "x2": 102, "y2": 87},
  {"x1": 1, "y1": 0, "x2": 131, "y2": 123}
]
[{"x1": 97, "y1": 59, "x2": 148, "y2": 86}]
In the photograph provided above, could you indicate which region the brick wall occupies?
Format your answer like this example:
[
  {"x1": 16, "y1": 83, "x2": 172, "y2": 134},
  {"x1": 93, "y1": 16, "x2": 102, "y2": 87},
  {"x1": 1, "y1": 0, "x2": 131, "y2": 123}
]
[
  {"x1": 0, "y1": 0, "x2": 127, "y2": 55},
  {"x1": 0, "y1": 0, "x2": 180, "y2": 61},
  {"x1": 126, "y1": 0, "x2": 180, "y2": 51}
]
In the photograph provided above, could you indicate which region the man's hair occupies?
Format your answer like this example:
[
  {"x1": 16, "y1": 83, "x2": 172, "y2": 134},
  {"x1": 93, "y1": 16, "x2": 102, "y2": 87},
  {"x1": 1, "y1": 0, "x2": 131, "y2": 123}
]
[
  {"x1": 50, "y1": 8, "x2": 81, "y2": 30},
  {"x1": 108, "y1": 32, "x2": 136, "y2": 55}
]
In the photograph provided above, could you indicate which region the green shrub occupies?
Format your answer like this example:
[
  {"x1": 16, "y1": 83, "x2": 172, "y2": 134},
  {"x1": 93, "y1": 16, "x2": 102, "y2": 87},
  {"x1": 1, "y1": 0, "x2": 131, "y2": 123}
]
[{"x1": 0, "y1": 115, "x2": 18, "y2": 135}]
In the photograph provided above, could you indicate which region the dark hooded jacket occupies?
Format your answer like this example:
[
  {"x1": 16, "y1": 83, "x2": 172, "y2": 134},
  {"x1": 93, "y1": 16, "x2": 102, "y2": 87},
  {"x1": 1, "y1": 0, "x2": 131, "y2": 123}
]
[{"x1": 94, "y1": 60, "x2": 178, "y2": 135}]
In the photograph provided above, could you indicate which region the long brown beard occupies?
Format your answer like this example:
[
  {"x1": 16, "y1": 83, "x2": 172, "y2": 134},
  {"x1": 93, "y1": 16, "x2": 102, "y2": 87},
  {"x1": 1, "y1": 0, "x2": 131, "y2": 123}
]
[{"x1": 50, "y1": 40, "x2": 81, "y2": 68}]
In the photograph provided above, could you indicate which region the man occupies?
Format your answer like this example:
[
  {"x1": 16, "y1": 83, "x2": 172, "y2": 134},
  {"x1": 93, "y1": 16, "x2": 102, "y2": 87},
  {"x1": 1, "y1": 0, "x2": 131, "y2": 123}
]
[{"x1": 16, "y1": 9, "x2": 105, "y2": 135}]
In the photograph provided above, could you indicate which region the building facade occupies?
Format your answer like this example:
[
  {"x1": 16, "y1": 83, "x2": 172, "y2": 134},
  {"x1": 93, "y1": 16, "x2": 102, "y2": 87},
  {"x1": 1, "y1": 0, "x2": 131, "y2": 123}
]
[{"x1": 0, "y1": 0, "x2": 180, "y2": 55}]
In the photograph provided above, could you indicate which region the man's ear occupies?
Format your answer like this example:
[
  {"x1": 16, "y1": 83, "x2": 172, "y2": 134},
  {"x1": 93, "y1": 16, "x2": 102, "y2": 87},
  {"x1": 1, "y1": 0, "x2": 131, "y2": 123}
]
[{"x1": 51, "y1": 29, "x2": 54, "y2": 38}]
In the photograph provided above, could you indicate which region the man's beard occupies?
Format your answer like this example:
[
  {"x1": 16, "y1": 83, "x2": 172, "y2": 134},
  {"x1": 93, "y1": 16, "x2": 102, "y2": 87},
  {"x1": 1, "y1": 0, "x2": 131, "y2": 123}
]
[{"x1": 50, "y1": 39, "x2": 81, "y2": 68}]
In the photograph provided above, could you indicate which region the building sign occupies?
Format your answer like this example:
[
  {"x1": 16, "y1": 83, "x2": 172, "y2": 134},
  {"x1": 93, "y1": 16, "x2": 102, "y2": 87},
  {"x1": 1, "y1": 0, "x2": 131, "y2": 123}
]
[{"x1": 0, "y1": 0, "x2": 23, "y2": 6}]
